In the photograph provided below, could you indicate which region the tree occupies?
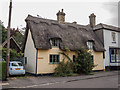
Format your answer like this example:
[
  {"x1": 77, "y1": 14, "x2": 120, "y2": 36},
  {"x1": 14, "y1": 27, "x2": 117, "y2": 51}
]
[
  {"x1": 0, "y1": 21, "x2": 24, "y2": 47},
  {"x1": 12, "y1": 32, "x2": 24, "y2": 47},
  {"x1": 2, "y1": 48, "x2": 23, "y2": 61},
  {"x1": 0, "y1": 20, "x2": 24, "y2": 61},
  {"x1": 0, "y1": 21, "x2": 7, "y2": 43}
]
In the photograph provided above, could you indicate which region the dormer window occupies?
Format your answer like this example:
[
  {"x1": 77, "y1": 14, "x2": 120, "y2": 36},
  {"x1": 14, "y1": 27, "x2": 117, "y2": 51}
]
[
  {"x1": 112, "y1": 32, "x2": 116, "y2": 42},
  {"x1": 87, "y1": 41, "x2": 93, "y2": 49},
  {"x1": 50, "y1": 38, "x2": 60, "y2": 47}
]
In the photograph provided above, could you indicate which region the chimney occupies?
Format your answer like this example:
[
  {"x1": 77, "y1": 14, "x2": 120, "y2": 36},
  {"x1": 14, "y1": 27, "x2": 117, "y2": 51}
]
[
  {"x1": 56, "y1": 9, "x2": 66, "y2": 24},
  {"x1": 89, "y1": 13, "x2": 96, "y2": 28}
]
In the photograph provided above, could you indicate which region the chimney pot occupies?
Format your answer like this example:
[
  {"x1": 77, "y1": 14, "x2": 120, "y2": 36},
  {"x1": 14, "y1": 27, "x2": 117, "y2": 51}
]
[
  {"x1": 72, "y1": 21, "x2": 77, "y2": 24},
  {"x1": 56, "y1": 9, "x2": 66, "y2": 24},
  {"x1": 89, "y1": 13, "x2": 96, "y2": 28},
  {"x1": 62, "y1": 9, "x2": 63, "y2": 12}
]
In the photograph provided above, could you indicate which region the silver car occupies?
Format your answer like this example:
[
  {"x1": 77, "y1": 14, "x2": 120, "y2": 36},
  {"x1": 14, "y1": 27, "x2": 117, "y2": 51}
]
[{"x1": 9, "y1": 61, "x2": 25, "y2": 75}]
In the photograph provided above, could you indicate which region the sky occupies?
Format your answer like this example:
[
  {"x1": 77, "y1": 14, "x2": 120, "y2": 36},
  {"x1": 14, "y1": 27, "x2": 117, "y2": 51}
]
[{"x1": 0, "y1": 0, "x2": 119, "y2": 29}]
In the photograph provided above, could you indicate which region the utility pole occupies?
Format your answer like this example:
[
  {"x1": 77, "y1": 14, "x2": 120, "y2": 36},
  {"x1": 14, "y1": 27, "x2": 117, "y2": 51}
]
[{"x1": 6, "y1": 0, "x2": 12, "y2": 78}]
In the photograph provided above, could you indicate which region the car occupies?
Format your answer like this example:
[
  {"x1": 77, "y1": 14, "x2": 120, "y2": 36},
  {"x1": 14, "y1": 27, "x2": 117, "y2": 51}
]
[{"x1": 9, "y1": 61, "x2": 25, "y2": 75}]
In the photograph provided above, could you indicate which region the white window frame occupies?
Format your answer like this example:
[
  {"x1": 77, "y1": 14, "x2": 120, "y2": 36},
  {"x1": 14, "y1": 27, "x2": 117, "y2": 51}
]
[
  {"x1": 49, "y1": 54, "x2": 60, "y2": 64},
  {"x1": 87, "y1": 41, "x2": 93, "y2": 49},
  {"x1": 110, "y1": 48, "x2": 120, "y2": 63},
  {"x1": 50, "y1": 39, "x2": 60, "y2": 47}
]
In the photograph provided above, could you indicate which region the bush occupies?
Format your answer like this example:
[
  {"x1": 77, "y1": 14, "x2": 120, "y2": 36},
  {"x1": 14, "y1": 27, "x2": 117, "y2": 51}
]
[
  {"x1": 54, "y1": 48, "x2": 95, "y2": 77},
  {"x1": 0, "y1": 61, "x2": 6, "y2": 80},
  {"x1": 54, "y1": 59, "x2": 73, "y2": 77},
  {"x1": 73, "y1": 48, "x2": 95, "y2": 74}
]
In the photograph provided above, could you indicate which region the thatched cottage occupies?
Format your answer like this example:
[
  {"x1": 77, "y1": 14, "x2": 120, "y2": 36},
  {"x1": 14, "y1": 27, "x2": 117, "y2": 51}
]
[{"x1": 23, "y1": 9, "x2": 105, "y2": 75}]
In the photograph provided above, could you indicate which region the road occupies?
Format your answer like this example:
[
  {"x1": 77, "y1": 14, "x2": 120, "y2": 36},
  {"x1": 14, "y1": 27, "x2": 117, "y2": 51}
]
[
  {"x1": 2, "y1": 71, "x2": 119, "y2": 89},
  {"x1": 32, "y1": 75, "x2": 119, "y2": 88}
]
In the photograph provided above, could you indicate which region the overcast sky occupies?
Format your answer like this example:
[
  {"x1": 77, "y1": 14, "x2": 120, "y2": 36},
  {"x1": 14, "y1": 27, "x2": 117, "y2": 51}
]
[{"x1": 0, "y1": 0, "x2": 119, "y2": 29}]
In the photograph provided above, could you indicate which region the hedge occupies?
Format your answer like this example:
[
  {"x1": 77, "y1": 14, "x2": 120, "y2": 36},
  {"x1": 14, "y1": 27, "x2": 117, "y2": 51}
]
[{"x1": 0, "y1": 61, "x2": 6, "y2": 80}]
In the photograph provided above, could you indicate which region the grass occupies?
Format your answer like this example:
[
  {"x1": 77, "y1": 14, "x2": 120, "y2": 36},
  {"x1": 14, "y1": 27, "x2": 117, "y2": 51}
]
[{"x1": 9, "y1": 72, "x2": 94, "y2": 79}]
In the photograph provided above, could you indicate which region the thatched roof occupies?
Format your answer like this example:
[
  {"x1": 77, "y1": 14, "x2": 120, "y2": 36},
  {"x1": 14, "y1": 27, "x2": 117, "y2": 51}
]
[
  {"x1": 93, "y1": 23, "x2": 120, "y2": 32},
  {"x1": 23, "y1": 15, "x2": 105, "y2": 52}
]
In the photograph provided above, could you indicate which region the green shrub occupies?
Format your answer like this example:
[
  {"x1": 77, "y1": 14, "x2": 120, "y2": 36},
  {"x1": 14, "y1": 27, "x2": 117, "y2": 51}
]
[
  {"x1": 0, "y1": 61, "x2": 6, "y2": 80},
  {"x1": 73, "y1": 48, "x2": 95, "y2": 74},
  {"x1": 54, "y1": 47, "x2": 95, "y2": 77},
  {"x1": 54, "y1": 59, "x2": 73, "y2": 77}
]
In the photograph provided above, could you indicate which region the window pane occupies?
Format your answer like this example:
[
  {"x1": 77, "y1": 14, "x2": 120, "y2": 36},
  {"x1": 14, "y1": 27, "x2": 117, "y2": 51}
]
[
  {"x1": 112, "y1": 32, "x2": 116, "y2": 41},
  {"x1": 73, "y1": 55, "x2": 75, "y2": 62},
  {"x1": 111, "y1": 55, "x2": 115, "y2": 62},
  {"x1": 18, "y1": 63, "x2": 23, "y2": 66},
  {"x1": 91, "y1": 55, "x2": 94, "y2": 63},
  {"x1": 53, "y1": 55, "x2": 56, "y2": 63},
  {"x1": 111, "y1": 49, "x2": 115, "y2": 54},
  {"x1": 57, "y1": 40, "x2": 59, "y2": 47},
  {"x1": 25, "y1": 57, "x2": 27, "y2": 64},
  {"x1": 50, "y1": 55, "x2": 52, "y2": 63},
  {"x1": 55, "y1": 55, "x2": 57, "y2": 62},
  {"x1": 116, "y1": 49, "x2": 120, "y2": 62},
  {"x1": 55, "y1": 39, "x2": 57, "y2": 46},
  {"x1": 12, "y1": 63, "x2": 19, "y2": 66},
  {"x1": 53, "y1": 40, "x2": 55, "y2": 46},
  {"x1": 110, "y1": 49, "x2": 115, "y2": 62},
  {"x1": 56, "y1": 55, "x2": 59, "y2": 62}
]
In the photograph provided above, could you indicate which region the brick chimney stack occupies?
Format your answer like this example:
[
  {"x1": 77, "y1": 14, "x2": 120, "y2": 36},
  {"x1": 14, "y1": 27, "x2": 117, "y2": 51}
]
[
  {"x1": 89, "y1": 13, "x2": 96, "y2": 28},
  {"x1": 56, "y1": 9, "x2": 66, "y2": 24}
]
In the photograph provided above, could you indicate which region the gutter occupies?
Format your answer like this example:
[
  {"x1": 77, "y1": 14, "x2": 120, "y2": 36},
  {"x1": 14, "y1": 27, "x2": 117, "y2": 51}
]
[{"x1": 35, "y1": 49, "x2": 38, "y2": 75}]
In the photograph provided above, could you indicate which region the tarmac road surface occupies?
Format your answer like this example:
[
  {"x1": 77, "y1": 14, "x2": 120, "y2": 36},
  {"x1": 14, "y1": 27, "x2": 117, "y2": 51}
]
[
  {"x1": 1, "y1": 71, "x2": 119, "y2": 89},
  {"x1": 29, "y1": 75, "x2": 119, "y2": 88}
]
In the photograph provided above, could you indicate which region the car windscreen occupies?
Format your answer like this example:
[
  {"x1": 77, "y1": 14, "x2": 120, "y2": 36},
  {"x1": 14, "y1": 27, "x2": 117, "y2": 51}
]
[{"x1": 12, "y1": 63, "x2": 23, "y2": 66}]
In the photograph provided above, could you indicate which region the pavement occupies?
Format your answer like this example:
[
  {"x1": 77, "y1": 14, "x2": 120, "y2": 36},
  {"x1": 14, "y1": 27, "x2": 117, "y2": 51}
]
[{"x1": 1, "y1": 70, "x2": 119, "y2": 89}]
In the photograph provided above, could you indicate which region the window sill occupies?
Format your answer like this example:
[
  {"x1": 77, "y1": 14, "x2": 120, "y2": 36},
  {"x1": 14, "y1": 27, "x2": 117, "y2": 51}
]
[
  {"x1": 110, "y1": 62, "x2": 120, "y2": 63},
  {"x1": 88, "y1": 48, "x2": 93, "y2": 50},
  {"x1": 52, "y1": 46, "x2": 59, "y2": 48},
  {"x1": 49, "y1": 62, "x2": 59, "y2": 64}
]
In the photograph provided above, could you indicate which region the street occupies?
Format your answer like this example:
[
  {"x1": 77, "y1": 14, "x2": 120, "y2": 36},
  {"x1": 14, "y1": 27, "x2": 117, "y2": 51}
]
[
  {"x1": 1, "y1": 71, "x2": 120, "y2": 89},
  {"x1": 36, "y1": 75, "x2": 118, "y2": 88}
]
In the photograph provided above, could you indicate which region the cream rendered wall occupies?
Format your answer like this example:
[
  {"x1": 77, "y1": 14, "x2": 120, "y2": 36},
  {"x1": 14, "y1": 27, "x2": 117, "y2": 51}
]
[
  {"x1": 24, "y1": 29, "x2": 37, "y2": 74},
  {"x1": 37, "y1": 47, "x2": 76, "y2": 74},
  {"x1": 37, "y1": 48, "x2": 104, "y2": 74},
  {"x1": 91, "y1": 51, "x2": 104, "y2": 70}
]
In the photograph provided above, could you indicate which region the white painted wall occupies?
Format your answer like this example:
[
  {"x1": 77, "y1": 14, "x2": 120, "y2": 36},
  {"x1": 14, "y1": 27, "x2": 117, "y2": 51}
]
[
  {"x1": 103, "y1": 29, "x2": 119, "y2": 66},
  {"x1": 118, "y1": 32, "x2": 120, "y2": 47},
  {"x1": 24, "y1": 29, "x2": 37, "y2": 74}
]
